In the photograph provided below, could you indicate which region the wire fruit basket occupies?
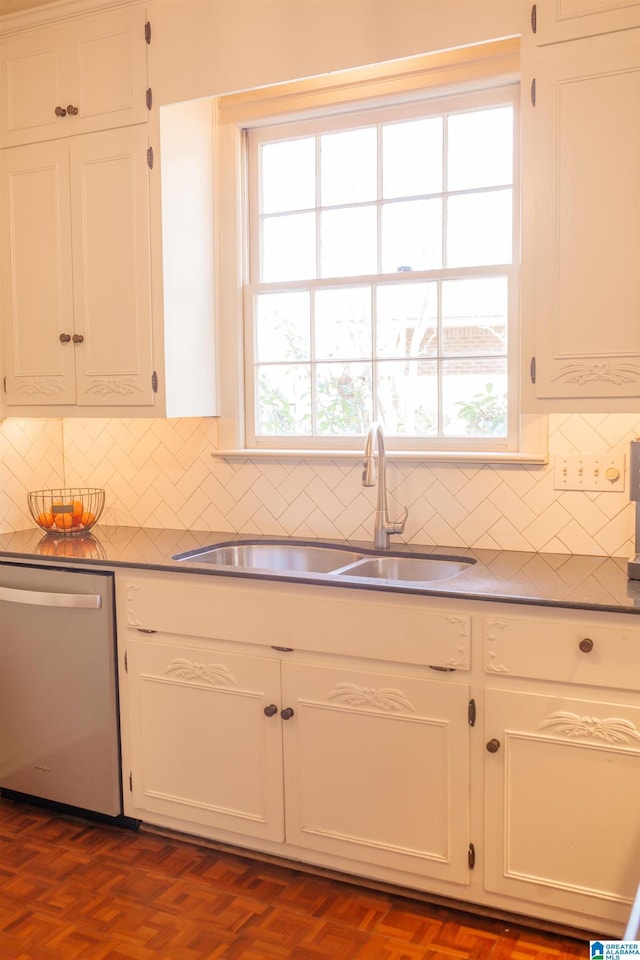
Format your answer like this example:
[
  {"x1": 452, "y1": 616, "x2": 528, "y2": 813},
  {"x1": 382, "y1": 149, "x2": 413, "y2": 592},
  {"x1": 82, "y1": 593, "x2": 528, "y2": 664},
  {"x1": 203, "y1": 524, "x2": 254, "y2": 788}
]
[{"x1": 28, "y1": 488, "x2": 105, "y2": 537}]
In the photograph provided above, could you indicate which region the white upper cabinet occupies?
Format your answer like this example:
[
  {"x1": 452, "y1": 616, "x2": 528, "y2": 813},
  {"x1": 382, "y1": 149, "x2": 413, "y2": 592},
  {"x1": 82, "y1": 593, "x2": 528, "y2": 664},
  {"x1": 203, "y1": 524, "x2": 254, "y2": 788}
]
[
  {"x1": 1, "y1": 128, "x2": 155, "y2": 409},
  {"x1": 0, "y1": 3, "x2": 148, "y2": 146},
  {"x1": 521, "y1": 28, "x2": 640, "y2": 410},
  {"x1": 531, "y1": 0, "x2": 640, "y2": 44}
]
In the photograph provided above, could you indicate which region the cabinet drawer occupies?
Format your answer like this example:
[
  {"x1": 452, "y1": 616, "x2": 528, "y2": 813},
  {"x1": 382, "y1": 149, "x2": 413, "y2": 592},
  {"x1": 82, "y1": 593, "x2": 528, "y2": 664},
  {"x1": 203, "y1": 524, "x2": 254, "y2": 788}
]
[
  {"x1": 118, "y1": 572, "x2": 471, "y2": 670},
  {"x1": 484, "y1": 613, "x2": 640, "y2": 691}
]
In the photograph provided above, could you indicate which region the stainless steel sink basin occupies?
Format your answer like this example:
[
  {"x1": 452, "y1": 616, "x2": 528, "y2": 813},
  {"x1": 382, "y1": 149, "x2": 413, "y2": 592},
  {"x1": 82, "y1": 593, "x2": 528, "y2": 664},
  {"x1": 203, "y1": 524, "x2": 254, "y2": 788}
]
[
  {"x1": 175, "y1": 542, "x2": 364, "y2": 574},
  {"x1": 174, "y1": 540, "x2": 475, "y2": 585},
  {"x1": 334, "y1": 555, "x2": 473, "y2": 583}
]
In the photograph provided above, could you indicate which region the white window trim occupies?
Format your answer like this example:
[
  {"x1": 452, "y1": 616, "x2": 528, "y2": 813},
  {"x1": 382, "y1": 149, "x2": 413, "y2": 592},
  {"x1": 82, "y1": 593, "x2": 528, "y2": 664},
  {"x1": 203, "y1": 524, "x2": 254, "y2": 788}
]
[{"x1": 213, "y1": 37, "x2": 548, "y2": 464}]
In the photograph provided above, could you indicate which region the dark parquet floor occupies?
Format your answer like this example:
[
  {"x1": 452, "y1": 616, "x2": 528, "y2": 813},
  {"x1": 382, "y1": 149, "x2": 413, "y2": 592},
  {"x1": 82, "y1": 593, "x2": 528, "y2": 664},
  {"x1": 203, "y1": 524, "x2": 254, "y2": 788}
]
[{"x1": 0, "y1": 797, "x2": 590, "y2": 960}]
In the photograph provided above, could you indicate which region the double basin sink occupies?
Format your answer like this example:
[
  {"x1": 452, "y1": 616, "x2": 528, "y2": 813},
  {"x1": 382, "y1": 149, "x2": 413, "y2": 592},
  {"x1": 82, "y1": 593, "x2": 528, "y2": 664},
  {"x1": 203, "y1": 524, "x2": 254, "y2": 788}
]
[{"x1": 174, "y1": 540, "x2": 476, "y2": 585}]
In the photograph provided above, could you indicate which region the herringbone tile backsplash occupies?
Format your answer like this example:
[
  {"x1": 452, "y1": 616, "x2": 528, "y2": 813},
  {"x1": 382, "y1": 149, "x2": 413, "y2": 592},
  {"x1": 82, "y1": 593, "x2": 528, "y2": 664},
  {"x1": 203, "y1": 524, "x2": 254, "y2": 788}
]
[{"x1": 1, "y1": 413, "x2": 639, "y2": 557}]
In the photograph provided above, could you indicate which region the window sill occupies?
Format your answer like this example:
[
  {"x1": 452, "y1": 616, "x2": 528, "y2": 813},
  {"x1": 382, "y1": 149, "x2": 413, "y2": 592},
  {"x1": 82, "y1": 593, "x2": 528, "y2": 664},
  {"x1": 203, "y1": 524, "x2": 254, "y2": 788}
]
[{"x1": 212, "y1": 449, "x2": 548, "y2": 465}]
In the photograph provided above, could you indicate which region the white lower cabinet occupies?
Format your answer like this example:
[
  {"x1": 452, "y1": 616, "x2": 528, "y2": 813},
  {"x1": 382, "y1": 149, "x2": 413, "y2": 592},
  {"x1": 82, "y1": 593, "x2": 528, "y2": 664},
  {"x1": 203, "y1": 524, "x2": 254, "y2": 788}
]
[
  {"x1": 126, "y1": 636, "x2": 284, "y2": 843},
  {"x1": 482, "y1": 610, "x2": 640, "y2": 932},
  {"x1": 125, "y1": 630, "x2": 471, "y2": 885},
  {"x1": 281, "y1": 661, "x2": 470, "y2": 883},
  {"x1": 484, "y1": 686, "x2": 640, "y2": 931},
  {"x1": 117, "y1": 571, "x2": 640, "y2": 935}
]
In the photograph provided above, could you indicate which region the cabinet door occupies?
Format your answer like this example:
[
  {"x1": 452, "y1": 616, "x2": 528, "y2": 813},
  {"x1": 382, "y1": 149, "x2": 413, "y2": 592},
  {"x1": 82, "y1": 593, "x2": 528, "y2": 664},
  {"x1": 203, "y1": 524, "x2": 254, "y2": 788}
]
[
  {"x1": 484, "y1": 686, "x2": 640, "y2": 928},
  {"x1": 70, "y1": 128, "x2": 154, "y2": 406},
  {"x1": 524, "y1": 33, "x2": 640, "y2": 404},
  {"x1": 0, "y1": 5, "x2": 148, "y2": 147},
  {"x1": 282, "y1": 661, "x2": 470, "y2": 884},
  {"x1": 1, "y1": 140, "x2": 77, "y2": 405},
  {"x1": 532, "y1": 0, "x2": 640, "y2": 44},
  {"x1": 126, "y1": 637, "x2": 285, "y2": 842}
]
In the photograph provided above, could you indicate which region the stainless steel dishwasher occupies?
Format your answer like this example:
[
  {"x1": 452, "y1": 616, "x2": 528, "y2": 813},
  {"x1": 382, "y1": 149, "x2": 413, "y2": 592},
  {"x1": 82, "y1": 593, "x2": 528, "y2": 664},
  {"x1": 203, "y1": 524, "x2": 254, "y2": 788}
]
[{"x1": 0, "y1": 562, "x2": 124, "y2": 818}]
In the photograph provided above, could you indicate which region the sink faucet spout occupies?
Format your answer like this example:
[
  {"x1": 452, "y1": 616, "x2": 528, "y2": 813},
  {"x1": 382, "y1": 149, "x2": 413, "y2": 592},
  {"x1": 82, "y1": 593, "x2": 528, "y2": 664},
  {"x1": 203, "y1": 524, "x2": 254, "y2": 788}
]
[{"x1": 362, "y1": 422, "x2": 408, "y2": 550}]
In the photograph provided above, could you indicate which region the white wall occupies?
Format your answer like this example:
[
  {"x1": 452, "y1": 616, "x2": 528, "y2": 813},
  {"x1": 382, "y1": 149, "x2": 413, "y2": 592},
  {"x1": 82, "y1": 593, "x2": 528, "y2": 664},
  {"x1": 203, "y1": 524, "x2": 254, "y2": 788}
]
[{"x1": 148, "y1": 0, "x2": 526, "y2": 104}]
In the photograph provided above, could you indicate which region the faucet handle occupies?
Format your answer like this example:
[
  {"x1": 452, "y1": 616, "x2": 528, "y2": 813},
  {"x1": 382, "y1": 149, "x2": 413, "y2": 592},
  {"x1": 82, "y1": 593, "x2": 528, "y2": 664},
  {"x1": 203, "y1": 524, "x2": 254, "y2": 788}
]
[{"x1": 390, "y1": 505, "x2": 409, "y2": 535}]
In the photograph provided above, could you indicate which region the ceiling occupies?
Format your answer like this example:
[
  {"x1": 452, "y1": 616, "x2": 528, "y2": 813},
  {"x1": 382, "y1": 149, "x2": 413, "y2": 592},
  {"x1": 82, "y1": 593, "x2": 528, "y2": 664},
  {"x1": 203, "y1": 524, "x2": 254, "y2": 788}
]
[{"x1": 0, "y1": 0, "x2": 61, "y2": 14}]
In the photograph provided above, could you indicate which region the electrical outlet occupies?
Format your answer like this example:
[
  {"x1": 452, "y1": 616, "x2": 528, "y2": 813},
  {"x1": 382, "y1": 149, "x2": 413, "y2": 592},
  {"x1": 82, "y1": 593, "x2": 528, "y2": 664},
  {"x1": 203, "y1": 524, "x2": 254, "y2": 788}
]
[{"x1": 553, "y1": 453, "x2": 625, "y2": 492}]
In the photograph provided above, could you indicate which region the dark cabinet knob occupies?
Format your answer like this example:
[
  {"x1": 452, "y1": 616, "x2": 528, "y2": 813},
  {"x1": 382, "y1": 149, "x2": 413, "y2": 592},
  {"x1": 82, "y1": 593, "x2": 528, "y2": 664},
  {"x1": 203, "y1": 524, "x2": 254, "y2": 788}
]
[
  {"x1": 59, "y1": 333, "x2": 71, "y2": 343},
  {"x1": 72, "y1": 334, "x2": 84, "y2": 344},
  {"x1": 263, "y1": 704, "x2": 278, "y2": 717},
  {"x1": 486, "y1": 738, "x2": 501, "y2": 753},
  {"x1": 54, "y1": 106, "x2": 66, "y2": 117},
  {"x1": 280, "y1": 707, "x2": 295, "y2": 720},
  {"x1": 67, "y1": 104, "x2": 79, "y2": 116},
  {"x1": 579, "y1": 637, "x2": 593, "y2": 653}
]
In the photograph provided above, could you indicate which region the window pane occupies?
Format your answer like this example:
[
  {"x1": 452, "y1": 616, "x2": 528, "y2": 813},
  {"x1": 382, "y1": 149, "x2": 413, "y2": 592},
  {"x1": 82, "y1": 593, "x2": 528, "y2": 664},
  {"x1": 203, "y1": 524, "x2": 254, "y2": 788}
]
[
  {"x1": 441, "y1": 358, "x2": 508, "y2": 437},
  {"x1": 320, "y1": 127, "x2": 377, "y2": 206},
  {"x1": 315, "y1": 362, "x2": 372, "y2": 435},
  {"x1": 383, "y1": 116, "x2": 443, "y2": 199},
  {"x1": 261, "y1": 138, "x2": 315, "y2": 214},
  {"x1": 448, "y1": 107, "x2": 513, "y2": 191},
  {"x1": 314, "y1": 287, "x2": 371, "y2": 360},
  {"x1": 256, "y1": 291, "x2": 310, "y2": 362},
  {"x1": 249, "y1": 85, "x2": 517, "y2": 448},
  {"x1": 377, "y1": 359, "x2": 438, "y2": 436},
  {"x1": 447, "y1": 190, "x2": 512, "y2": 267},
  {"x1": 320, "y1": 206, "x2": 377, "y2": 277},
  {"x1": 441, "y1": 277, "x2": 508, "y2": 357},
  {"x1": 256, "y1": 364, "x2": 311, "y2": 435},
  {"x1": 381, "y1": 198, "x2": 443, "y2": 273},
  {"x1": 261, "y1": 213, "x2": 316, "y2": 281},
  {"x1": 376, "y1": 282, "x2": 437, "y2": 357}
]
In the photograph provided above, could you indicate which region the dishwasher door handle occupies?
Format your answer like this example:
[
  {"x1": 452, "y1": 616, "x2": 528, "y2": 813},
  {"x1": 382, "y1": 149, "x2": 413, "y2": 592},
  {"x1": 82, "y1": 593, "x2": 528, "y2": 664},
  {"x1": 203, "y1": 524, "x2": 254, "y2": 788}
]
[{"x1": 0, "y1": 585, "x2": 102, "y2": 609}]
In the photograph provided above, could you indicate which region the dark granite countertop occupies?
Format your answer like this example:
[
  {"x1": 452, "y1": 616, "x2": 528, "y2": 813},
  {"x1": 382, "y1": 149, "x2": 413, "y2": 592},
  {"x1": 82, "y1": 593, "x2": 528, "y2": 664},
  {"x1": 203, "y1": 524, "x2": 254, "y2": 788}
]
[{"x1": 0, "y1": 524, "x2": 639, "y2": 615}]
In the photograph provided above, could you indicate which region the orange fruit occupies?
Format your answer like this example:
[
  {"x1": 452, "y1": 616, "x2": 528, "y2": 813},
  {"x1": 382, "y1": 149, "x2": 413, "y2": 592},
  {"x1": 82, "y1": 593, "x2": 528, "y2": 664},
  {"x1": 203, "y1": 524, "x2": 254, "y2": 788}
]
[
  {"x1": 54, "y1": 512, "x2": 73, "y2": 530},
  {"x1": 71, "y1": 500, "x2": 84, "y2": 522},
  {"x1": 37, "y1": 510, "x2": 54, "y2": 528},
  {"x1": 80, "y1": 511, "x2": 96, "y2": 527}
]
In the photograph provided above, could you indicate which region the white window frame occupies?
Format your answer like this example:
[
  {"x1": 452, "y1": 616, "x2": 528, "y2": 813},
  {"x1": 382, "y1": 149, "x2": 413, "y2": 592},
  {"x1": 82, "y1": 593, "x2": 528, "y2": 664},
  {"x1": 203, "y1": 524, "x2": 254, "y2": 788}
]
[{"x1": 214, "y1": 37, "x2": 547, "y2": 463}]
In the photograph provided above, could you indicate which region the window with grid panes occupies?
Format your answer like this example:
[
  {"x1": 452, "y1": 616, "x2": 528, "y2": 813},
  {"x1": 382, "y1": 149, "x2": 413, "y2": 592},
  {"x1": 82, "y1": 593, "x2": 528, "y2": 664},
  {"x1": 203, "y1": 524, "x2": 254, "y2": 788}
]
[{"x1": 243, "y1": 84, "x2": 519, "y2": 451}]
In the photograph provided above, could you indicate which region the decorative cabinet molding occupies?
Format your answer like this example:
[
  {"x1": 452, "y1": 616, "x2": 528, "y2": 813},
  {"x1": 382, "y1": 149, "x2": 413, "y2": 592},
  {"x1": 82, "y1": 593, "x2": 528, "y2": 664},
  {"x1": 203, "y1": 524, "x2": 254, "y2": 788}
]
[
  {"x1": 84, "y1": 377, "x2": 146, "y2": 398},
  {"x1": 326, "y1": 682, "x2": 416, "y2": 712},
  {"x1": 165, "y1": 658, "x2": 239, "y2": 688},
  {"x1": 550, "y1": 361, "x2": 640, "y2": 387},
  {"x1": 125, "y1": 583, "x2": 142, "y2": 627},
  {"x1": 538, "y1": 711, "x2": 640, "y2": 744}
]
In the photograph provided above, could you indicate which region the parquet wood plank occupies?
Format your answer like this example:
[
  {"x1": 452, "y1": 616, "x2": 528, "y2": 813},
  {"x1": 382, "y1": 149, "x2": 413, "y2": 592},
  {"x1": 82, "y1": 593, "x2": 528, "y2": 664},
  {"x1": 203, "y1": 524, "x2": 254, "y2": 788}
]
[{"x1": 0, "y1": 798, "x2": 589, "y2": 960}]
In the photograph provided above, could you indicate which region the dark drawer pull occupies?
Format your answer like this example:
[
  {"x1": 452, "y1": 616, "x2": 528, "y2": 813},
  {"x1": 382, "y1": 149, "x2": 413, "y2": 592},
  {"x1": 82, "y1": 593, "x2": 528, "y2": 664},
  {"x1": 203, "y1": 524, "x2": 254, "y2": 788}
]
[
  {"x1": 263, "y1": 704, "x2": 278, "y2": 718},
  {"x1": 486, "y1": 738, "x2": 501, "y2": 754},
  {"x1": 281, "y1": 707, "x2": 295, "y2": 720},
  {"x1": 579, "y1": 637, "x2": 594, "y2": 653}
]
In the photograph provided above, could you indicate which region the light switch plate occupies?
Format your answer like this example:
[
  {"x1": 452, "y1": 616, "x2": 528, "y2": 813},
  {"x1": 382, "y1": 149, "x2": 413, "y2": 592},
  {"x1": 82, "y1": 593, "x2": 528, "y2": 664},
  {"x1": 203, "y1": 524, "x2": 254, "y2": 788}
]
[{"x1": 553, "y1": 453, "x2": 625, "y2": 492}]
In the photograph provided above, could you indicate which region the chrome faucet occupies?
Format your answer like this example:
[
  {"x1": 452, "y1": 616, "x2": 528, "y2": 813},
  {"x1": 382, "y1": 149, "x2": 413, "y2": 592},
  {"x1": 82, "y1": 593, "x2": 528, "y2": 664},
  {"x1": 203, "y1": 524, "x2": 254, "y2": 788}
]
[{"x1": 362, "y1": 422, "x2": 408, "y2": 550}]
